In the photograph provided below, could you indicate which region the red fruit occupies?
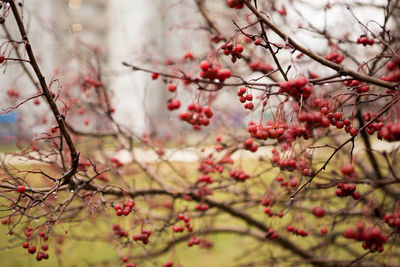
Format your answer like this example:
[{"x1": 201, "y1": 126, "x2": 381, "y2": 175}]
[
  {"x1": 151, "y1": 72, "x2": 159, "y2": 80},
  {"x1": 312, "y1": 207, "x2": 326, "y2": 218},
  {"x1": 344, "y1": 228, "x2": 356, "y2": 239},
  {"x1": 28, "y1": 245, "x2": 36, "y2": 254},
  {"x1": 22, "y1": 241, "x2": 29, "y2": 249},
  {"x1": 295, "y1": 77, "x2": 307, "y2": 87},
  {"x1": 167, "y1": 84, "x2": 177, "y2": 92},
  {"x1": 237, "y1": 87, "x2": 247, "y2": 96},
  {"x1": 235, "y1": 44, "x2": 244, "y2": 53},
  {"x1": 127, "y1": 200, "x2": 135, "y2": 208},
  {"x1": 200, "y1": 60, "x2": 210, "y2": 71},
  {"x1": 289, "y1": 178, "x2": 299, "y2": 188},
  {"x1": 244, "y1": 102, "x2": 254, "y2": 110},
  {"x1": 0, "y1": 55, "x2": 5, "y2": 63},
  {"x1": 41, "y1": 244, "x2": 48, "y2": 251},
  {"x1": 387, "y1": 61, "x2": 396, "y2": 71},
  {"x1": 320, "y1": 227, "x2": 328, "y2": 235},
  {"x1": 352, "y1": 191, "x2": 361, "y2": 200},
  {"x1": 122, "y1": 208, "x2": 130, "y2": 216},
  {"x1": 246, "y1": 94, "x2": 253, "y2": 101},
  {"x1": 349, "y1": 128, "x2": 358, "y2": 136},
  {"x1": 123, "y1": 257, "x2": 129, "y2": 263},
  {"x1": 219, "y1": 69, "x2": 232, "y2": 80},
  {"x1": 203, "y1": 106, "x2": 213, "y2": 118},
  {"x1": 341, "y1": 164, "x2": 355, "y2": 175},
  {"x1": 17, "y1": 186, "x2": 25, "y2": 194}
]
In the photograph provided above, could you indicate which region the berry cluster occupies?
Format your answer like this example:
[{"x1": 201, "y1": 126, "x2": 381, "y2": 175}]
[
  {"x1": 83, "y1": 76, "x2": 102, "y2": 89},
  {"x1": 275, "y1": 176, "x2": 300, "y2": 188},
  {"x1": 341, "y1": 164, "x2": 358, "y2": 179},
  {"x1": 357, "y1": 35, "x2": 374, "y2": 46},
  {"x1": 378, "y1": 122, "x2": 400, "y2": 142},
  {"x1": 265, "y1": 228, "x2": 279, "y2": 240},
  {"x1": 195, "y1": 186, "x2": 213, "y2": 198},
  {"x1": 132, "y1": 229, "x2": 152, "y2": 245},
  {"x1": 227, "y1": 0, "x2": 250, "y2": 9},
  {"x1": 287, "y1": 226, "x2": 309, "y2": 237},
  {"x1": 362, "y1": 112, "x2": 384, "y2": 135},
  {"x1": 110, "y1": 157, "x2": 124, "y2": 168},
  {"x1": 383, "y1": 213, "x2": 400, "y2": 228},
  {"x1": 343, "y1": 79, "x2": 370, "y2": 93},
  {"x1": 188, "y1": 236, "x2": 202, "y2": 247},
  {"x1": 279, "y1": 77, "x2": 313, "y2": 99},
  {"x1": 179, "y1": 104, "x2": 214, "y2": 130},
  {"x1": 22, "y1": 228, "x2": 50, "y2": 261},
  {"x1": 335, "y1": 183, "x2": 360, "y2": 199},
  {"x1": 7, "y1": 88, "x2": 20, "y2": 98},
  {"x1": 167, "y1": 98, "x2": 181, "y2": 111},
  {"x1": 113, "y1": 199, "x2": 135, "y2": 216},
  {"x1": 112, "y1": 224, "x2": 129, "y2": 238},
  {"x1": 35, "y1": 251, "x2": 50, "y2": 262},
  {"x1": 198, "y1": 174, "x2": 214, "y2": 184},
  {"x1": 273, "y1": 156, "x2": 311, "y2": 176},
  {"x1": 243, "y1": 138, "x2": 258, "y2": 152},
  {"x1": 195, "y1": 203, "x2": 209, "y2": 211},
  {"x1": 173, "y1": 213, "x2": 193, "y2": 233},
  {"x1": 248, "y1": 121, "x2": 286, "y2": 140},
  {"x1": 221, "y1": 42, "x2": 243, "y2": 63},
  {"x1": 229, "y1": 169, "x2": 250, "y2": 182},
  {"x1": 197, "y1": 154, "x2": 224, "y2": 176},
  {"x1": 261, "y1": 197, "x2": 274, "y2": 207},
  {"x1": 319, "y1": 109, "x2": 358, "y2": 136},
  {"x1": 263, "y1": 207, "x2": 275, "y2": 217},
  {"x1": 325, "y1": 52, "x2": 344, "y2": 64},
  {"x1": 199, "y1": 60, "x2": 232, "y2": 82},
  {"x1": 298, "y1": 111, "x2": 331, "y2": 129},
  {"x1": 344, "y1": 222, "x2": 387, "y2": 252},
  {"x1": 248, "y1": 61, "x2": 274, "y2": 74},
  {"x1": 237, "y1": 87, "x2": 254, "y2": 110}
]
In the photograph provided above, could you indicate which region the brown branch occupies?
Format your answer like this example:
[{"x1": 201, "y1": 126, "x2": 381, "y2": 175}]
[
  {"x1": 7, "y1": 0, "x2": 79, "y2": 185},
  {"x1": 243, "y1": 0, "x2": 397, "y2": 90}
]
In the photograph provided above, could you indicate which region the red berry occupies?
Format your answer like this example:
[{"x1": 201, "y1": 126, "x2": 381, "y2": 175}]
[
  {"x1": 167, "y1": 84, "x2": 177, "y2": 92},
  {"x1": 151, "y1": 73, "x2": 159, "y2": 80},
  {"x1": 17, "y1": 186, "x2": 25, "y2": 194},
  {"x1": 320, "y1": 227, "x2": 328, "y2": 235},
  {"x1": 312, "y1": 207, "x2": 326, "y2": 218},
  {"x1": 22, "y1": 242, "x2": 29, "y2": 249},
  {"x1": 200, "y1": 60, "x2": 210, "y2": 71},
  {"x1": 28, "y1": 245, "x2": 36, "y2": 254}
]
